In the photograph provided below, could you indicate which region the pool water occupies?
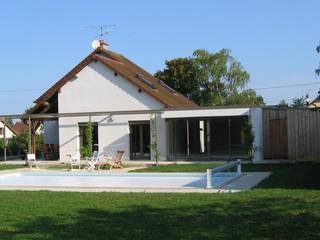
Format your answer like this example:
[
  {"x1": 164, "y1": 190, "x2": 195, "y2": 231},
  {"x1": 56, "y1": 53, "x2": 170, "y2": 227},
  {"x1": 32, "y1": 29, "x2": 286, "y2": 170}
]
[{"x1": 0, "y1": 172, "x2": 240, "y2": 189}]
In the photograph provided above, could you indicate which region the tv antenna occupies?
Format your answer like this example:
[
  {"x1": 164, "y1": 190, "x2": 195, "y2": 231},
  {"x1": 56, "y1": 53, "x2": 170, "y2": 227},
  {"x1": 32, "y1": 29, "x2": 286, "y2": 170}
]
[{"x1": 84, "y1": 24, "x2": 116, "y2": 40}]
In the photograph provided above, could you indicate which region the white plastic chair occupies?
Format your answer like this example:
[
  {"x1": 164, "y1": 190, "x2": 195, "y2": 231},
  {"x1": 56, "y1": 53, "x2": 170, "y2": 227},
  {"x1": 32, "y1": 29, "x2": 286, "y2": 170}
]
[
  {"x1": 70, "y1": 153, "x2": 81, "y2": 170},
  {"x1": 86, "y1": 151, "x2": 100, "y2": 171},
  {"x1": 27, "y1": 154, "x2": 38, "y2": 168}
]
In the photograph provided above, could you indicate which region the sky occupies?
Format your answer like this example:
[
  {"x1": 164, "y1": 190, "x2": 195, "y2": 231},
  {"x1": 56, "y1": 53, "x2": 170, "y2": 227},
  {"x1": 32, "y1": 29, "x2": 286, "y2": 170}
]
[{"x1": 0, "y1": 0, "x2": 319, "y2": 114}]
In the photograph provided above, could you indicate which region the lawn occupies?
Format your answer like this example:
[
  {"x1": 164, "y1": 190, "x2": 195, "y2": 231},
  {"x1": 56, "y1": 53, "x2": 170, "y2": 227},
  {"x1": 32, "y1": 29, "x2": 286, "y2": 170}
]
[
  {"x1": 0, "y1": 163, "x2": 320, "y2": 239},
  {"x1": 132, "y1": 162, "x2": 320, "y2": 189},
  {"x1": 131, "y1": 162, "x2": 221, "y2": 173},
  {"x1": 0, "y1": 164, "x2": 25, "y2": 170}
]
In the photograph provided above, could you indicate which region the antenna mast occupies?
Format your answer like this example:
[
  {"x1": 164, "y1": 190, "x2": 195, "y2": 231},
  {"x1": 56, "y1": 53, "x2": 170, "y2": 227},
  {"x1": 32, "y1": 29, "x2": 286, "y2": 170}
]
[{"x1": 84, "y1": 24, "x2": 116, "y2": 40}]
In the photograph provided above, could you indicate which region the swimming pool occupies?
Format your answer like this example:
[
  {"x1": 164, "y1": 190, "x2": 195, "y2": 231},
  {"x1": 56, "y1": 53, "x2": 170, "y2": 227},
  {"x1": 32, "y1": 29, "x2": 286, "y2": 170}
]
[{"x1": 0, "y1": 171, "x2": 241, "y2": 189}]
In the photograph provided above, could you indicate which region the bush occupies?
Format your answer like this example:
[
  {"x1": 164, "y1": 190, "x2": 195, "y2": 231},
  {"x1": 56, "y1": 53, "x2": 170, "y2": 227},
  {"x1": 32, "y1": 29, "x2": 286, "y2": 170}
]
[
  {"x1": 80, "y1": 146, "x2": 91, "y2": 158},
  {"x1": 35, "y1": 133, "x2": 44, "y2": 156},
  {"x1": 0, "y1": 139, "x2": 5, "y2": 155},
  {"x1": 7, "y1": 132, "x2": 28, "y2": 157}
]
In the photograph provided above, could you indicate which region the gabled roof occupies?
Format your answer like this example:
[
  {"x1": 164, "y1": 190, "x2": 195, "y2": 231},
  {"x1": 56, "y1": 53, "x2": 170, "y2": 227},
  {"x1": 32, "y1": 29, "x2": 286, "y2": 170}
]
[
  {"x1": 12, "y1": 121, "x2": 29, "y2": 134},
  {"x1": 30, "y1": 47, "x2": 197, "y2": 114},
  {"x1": 0, "y1": 119, "x2": 17, "y2": 136},
  {"x1": 308, "y1": 96, "x2": 320, "y2": 109}
]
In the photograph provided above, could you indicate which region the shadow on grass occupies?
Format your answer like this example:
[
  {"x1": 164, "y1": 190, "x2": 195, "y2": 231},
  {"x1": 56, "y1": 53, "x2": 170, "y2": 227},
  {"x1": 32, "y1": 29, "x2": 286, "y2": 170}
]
[
  {"x1": 243, "y1": 163, "x2": 320, "y2": 190},
  {"x1": 1, "y1": 195, "x2": 320, "y2": 240}
]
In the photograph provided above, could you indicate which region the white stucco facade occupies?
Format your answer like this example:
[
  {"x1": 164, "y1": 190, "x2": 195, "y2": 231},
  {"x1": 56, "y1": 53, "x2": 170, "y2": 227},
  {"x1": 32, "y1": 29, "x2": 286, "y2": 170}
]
[
  {"x1": 50, "y1": 59, "x2": 264, "y2": 162},
  {"x1": 0, "y1": 122, "x2": 16, "y2": 139},
  {"x1": 58, "y1": 61, "x2": 164, "y2": 160}
]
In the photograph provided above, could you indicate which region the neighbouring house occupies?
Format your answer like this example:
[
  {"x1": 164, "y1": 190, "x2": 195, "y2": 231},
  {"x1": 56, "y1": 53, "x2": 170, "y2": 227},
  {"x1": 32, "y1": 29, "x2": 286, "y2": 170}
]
[
  {"x1": 308, "y1": 92, "x2": 320, "y2": 109},
  {"x1": 27, "y1": 40, "x2": 264, "y2": 162},
  {"x1": 12, "y1": 121, "x2": 43, "y2": 135},
  {"x1": 0, "y1": 119, "x2": 16, "y2": 140}
]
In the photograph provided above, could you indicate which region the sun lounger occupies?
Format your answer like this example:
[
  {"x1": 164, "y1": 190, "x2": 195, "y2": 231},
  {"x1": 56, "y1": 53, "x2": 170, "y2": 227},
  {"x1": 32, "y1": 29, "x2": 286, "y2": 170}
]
[{"x1": 106, "y1": 150, "x2": 125, "y2": 170}]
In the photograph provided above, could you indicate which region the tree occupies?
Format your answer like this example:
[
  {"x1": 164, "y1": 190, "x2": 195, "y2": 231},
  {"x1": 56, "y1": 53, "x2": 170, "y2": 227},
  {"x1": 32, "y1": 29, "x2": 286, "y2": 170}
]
[
  {"x1": 155, "y1": 58, "x2": 202, "y2": 104},
  {"x1": 7, "y1": 131, "x2": 29, "y2": 157},
  {"x1": 278, "y1": 99, "x2": 288, "y2": 107},
  {"x1": 0, "y1": 139, "x2": 5, "y2": 156},
  {"x1": 155, "y1": 49, "x2": 264, "y2": 106},
  {"x1": 291, "y1": 96, "x2": 307, "y2": 108},
  {"x1": 4, "y1": 118, "x2": 13, "y2": 127},
  {"x1": 225, "y1": 89, "x2": 264, "y2": 106}
]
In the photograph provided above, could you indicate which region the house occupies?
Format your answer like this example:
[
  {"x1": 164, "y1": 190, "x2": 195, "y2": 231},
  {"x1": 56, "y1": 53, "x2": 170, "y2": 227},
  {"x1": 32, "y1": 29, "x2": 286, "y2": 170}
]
[
  {"x1": 0, "y1": 119, "x2": 16, "y2": 140},
  {"x1": 12, "y1": 121, "x2": 43, "y2": 135},
  {"x1": 308, "y1": 92, "x2": 320, "y2": 109},
  {"x1": 28, "y1": 40, "x2": 263, "y2": 162}
]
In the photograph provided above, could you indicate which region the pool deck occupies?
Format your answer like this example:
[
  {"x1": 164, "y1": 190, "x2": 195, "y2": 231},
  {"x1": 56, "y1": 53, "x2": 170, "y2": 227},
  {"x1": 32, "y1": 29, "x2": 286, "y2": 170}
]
[{"x1": 0, "y1": 168, "x2": 271, "y2": 193}]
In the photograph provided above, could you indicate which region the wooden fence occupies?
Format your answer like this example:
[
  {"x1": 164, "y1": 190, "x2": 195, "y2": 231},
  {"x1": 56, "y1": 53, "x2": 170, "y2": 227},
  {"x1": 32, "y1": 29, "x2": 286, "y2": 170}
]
[{"x1": 263, "y1": 108, "x2": 320, "y2": 161}]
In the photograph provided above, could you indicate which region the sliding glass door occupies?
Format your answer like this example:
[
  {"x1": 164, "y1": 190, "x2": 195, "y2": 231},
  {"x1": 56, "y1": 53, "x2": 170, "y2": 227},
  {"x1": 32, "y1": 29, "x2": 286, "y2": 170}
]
[{"x1": 168, "y1": 116, "x2": 249, "y2": 160}]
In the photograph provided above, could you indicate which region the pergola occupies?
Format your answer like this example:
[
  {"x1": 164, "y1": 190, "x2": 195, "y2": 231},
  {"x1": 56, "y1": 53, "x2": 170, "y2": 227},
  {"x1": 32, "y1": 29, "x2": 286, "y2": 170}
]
[{"x1": 0, "y1": 109, "x2": 165, "y2": 162}]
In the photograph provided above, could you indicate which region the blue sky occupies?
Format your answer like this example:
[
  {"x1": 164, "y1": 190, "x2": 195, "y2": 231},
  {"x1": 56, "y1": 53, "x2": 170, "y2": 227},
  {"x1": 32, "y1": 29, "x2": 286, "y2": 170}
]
[{"x1": 0, "y1": 0, "x2": 319, "y2": 114}]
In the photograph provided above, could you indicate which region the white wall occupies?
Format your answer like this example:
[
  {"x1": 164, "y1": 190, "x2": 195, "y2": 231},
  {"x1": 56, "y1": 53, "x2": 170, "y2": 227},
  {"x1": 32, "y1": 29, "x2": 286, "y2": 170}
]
[
  {"x1": 59, "y1": 61, "x2": 162, "y2": 113},
  {"x1": 43, "y1": 121, "x2": 59, "y2": 144},
  {"x1": 58, "y1": 61, "x2": 164, "y2": 160},
  {"x1": 162, "y1": 108, "x2": 250, "y2": 118},
  {"x1": 0, "y1": 122, "x2": 15, "y2": 139},
  {"x1": 250, "y1": 107, "x2": 263, "y2": 162},
  {"x1": 54, "y1": 60, "x2": 264, "y2": 161}
]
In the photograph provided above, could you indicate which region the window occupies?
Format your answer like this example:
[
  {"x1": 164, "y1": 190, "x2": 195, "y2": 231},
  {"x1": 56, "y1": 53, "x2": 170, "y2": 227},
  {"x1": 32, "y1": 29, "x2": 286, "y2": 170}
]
[
  {"x1": 158, "y1": 80, "x2": 177, "y2": 94},
  {"x1": 135, "y1": 73, "x2": 157, "y2": 89},
  {"x1": 0, "y1": 128, "x2": 3, "y2": 135}
]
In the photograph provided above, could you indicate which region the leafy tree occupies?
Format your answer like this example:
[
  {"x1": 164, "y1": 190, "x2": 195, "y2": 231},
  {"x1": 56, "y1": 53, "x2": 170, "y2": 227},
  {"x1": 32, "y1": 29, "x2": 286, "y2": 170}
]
[
  {"x1": 155, "y1": 49, "x2": 264, "y2": 106},
  {"x1": 4, "y1": 118, "x2": 13, "y2": 127},
  {"x1": 0, "y1": 139, "x2": 5, "y2": 156},
  {"x1": 225, "y1": 89, "x2": 264, "y2": 106},
  {"x1": 35, "y1": 133, "x2": 44, "y2": 156},
  {"x1": 155, "y1": 58, "x2": 201, "y2": 104},
  {"x1": 7, "y1": 131, "x2": 29, "y2": 157},
  {"x1": 291, "y1": 96, "x2": 307, "y2": 108},
  {"x1": 278, "y1": 99, "x2": 288, "y2": 107}
]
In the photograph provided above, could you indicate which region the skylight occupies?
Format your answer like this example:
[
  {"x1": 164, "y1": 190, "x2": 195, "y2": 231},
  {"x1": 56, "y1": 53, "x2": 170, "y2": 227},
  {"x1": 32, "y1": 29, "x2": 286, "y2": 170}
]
[
  {"x1": 158, "y1": 80, "x2": 177, "y2": 94},
  {"x1": 135, "y1": 74, "x2": 157, "y2": 89}
]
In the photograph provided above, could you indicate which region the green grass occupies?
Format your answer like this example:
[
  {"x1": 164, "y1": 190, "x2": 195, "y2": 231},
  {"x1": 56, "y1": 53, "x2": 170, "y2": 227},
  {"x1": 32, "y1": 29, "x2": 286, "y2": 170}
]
[
  {"x1": 132, "y1": 162, "x2": 320, "y2": 190},
  {"x1": 130, "y1": 162, "x2": 222, "y2": 172},
  {"x1": 243, "y1": 163, "x2": 320, "y2": 189},
  {"x1": 1, "y1": 163, "x2": 320, "y2": 239},
  {"x1": 0, "y1": 190, "x2": 319, "y2": 239},
  {"x1": 45, "y1": 164, "x2": 69, "y2": 170},
  {"x1": 0, "y1": 164, "x2": 25, "y2": 170}
]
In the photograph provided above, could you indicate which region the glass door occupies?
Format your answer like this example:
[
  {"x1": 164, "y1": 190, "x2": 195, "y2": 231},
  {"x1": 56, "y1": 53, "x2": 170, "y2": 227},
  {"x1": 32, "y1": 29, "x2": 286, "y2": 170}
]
[{"x1": 129, "y1": 122, "x2": 150, "y2": 160}]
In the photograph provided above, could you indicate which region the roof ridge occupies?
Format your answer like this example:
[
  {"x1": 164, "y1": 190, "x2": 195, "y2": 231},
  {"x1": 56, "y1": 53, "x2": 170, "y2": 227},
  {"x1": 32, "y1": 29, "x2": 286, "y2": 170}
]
[{"x1": 29, "y1": 48, "x2": 197, "y2": 114}]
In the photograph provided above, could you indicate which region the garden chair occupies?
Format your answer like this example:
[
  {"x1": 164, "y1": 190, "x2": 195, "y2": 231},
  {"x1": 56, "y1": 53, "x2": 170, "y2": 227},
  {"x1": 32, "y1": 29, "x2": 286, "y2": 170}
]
[
  {"x1": 86, "y1": 151, "x2": 100, "y2": 171},
  {"x1": 69, "y1": 153, "x2": 81, "y2": 170},
  {"x1": 27, "y1": 154, "x2": 38, "y2": 168},
  {"x1": 106, "y1": 150, "x2": 125, "y2": 170}
]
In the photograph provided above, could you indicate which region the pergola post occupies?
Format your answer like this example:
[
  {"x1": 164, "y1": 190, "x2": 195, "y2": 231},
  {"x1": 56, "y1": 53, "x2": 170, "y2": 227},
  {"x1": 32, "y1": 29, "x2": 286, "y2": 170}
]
[
  {"x1": 3, "y1": 122, "x2": 7, "y2": 162},
  {"x1": 28, "y1": 117, "x2": 32, "y2": 154},
  {"x1": 228, "y1": 118, "x2": 231, "y2": 161}
]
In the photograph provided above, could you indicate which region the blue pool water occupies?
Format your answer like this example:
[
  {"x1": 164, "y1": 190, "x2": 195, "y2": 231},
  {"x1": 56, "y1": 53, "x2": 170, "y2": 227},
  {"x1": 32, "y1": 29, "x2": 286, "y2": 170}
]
[{"x1": 0, "y1": 171, "x2": 240, "y2": 189}]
